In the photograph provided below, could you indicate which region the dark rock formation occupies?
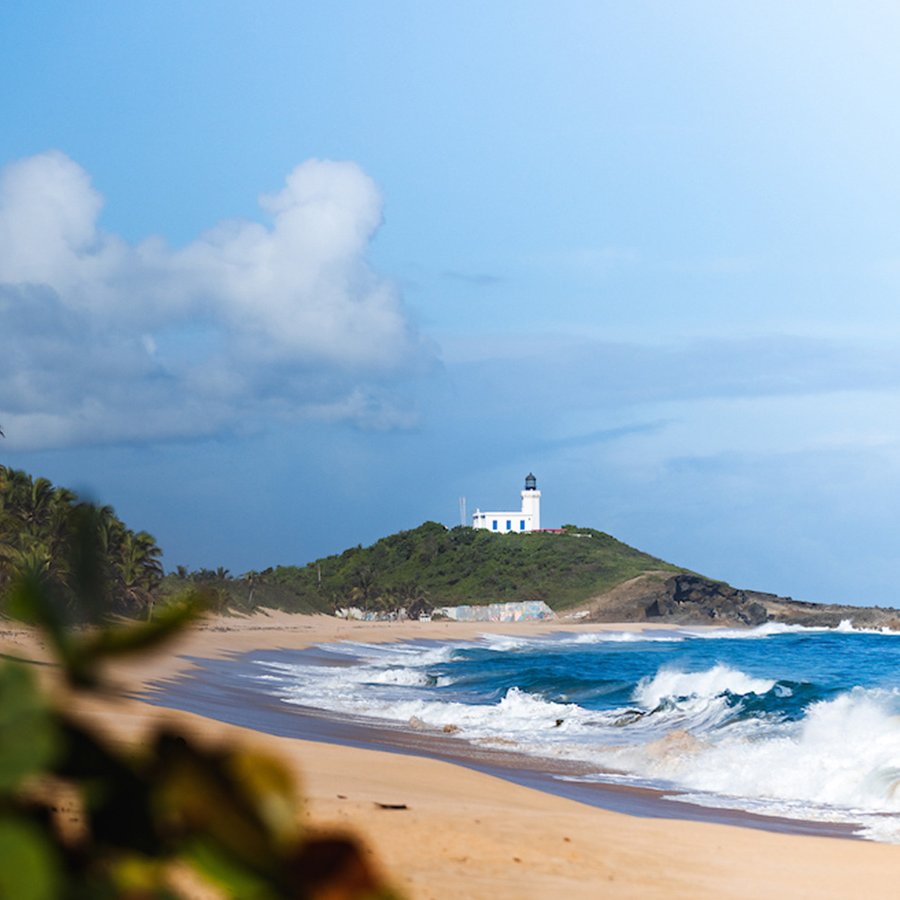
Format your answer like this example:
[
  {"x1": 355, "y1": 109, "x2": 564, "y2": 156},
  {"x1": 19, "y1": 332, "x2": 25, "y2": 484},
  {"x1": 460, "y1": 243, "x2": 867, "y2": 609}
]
[
  {"x1": 643, "y1": 575, "x2": 769, "y2": 626},
  {"x1": 762, "y1": 596, "x2": 900, "y2": 630},
  {"x1": 583, "y1": 572, "x2": 900, "y2": 629}
]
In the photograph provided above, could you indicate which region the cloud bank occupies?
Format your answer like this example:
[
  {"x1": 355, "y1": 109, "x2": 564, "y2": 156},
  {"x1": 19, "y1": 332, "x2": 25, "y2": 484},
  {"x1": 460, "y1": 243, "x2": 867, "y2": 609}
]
[{"x1": 0, "y1": 152, "x2": 431, "y2": 449}]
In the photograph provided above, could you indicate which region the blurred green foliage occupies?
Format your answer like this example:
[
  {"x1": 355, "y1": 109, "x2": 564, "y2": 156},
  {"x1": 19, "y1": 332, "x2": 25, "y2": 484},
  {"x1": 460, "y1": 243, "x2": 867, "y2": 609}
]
[{"x1": 0, "y1": 507, "x2": 401, "y2": 899}]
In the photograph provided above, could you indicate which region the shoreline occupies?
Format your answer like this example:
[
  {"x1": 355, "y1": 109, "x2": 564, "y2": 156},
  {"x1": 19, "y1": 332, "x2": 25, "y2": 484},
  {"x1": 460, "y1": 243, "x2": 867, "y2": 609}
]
[
  {"x1": 144, "y1": 644, "x2": 858, "y2": 842},
  {"x1": 5, "y1": 610, "x2": 900, "y2": 898}
]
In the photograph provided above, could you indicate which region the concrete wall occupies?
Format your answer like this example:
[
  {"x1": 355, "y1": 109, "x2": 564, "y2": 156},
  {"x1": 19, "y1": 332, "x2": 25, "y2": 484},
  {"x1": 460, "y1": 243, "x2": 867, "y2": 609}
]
[{"x1": 438, "y1": 600, "x2": 555, "y2": 622}]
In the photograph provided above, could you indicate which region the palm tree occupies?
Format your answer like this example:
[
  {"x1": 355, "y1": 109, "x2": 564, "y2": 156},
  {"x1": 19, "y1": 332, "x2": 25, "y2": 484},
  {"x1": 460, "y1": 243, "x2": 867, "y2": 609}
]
[
  {"x1": 45, "y1": 486, "x2": 78, "y2": 572},
  {"x1": 1, "y1": 469, "x2": 36, "y2": 531},
  {"x1": 372, "y1": 588, "x2": 397, "y2": 616},
  {"x1": 19, "y1": 477, "x2": 56, "y2": 539},
  {"x1": 243, "y1": 570, "x2": 261, "y2": 607},
  {"x1": 393, "y1": 581, "x2": 430, "y2": 619},
  {"x1": 116, "y1": 530, "x2": 164, "y2": 618},
  {"x1": 0, "y1": 470, "x2": 58, "y2": 593},
  {"x1": 0, "y1": 467, "x2": 167, "y2": 619},
  {"x1": 1, "y1": 542, "x2": 52, "y2": 583},
  {"x1": 349, "y1": 566, "x2": 377, "y2": 612}
]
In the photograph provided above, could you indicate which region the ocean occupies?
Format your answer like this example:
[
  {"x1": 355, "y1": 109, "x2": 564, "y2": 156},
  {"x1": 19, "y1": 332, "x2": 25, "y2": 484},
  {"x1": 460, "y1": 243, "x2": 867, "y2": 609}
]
[{"x1": 155, "y1": 622, "x2": 900, "y2": 843}]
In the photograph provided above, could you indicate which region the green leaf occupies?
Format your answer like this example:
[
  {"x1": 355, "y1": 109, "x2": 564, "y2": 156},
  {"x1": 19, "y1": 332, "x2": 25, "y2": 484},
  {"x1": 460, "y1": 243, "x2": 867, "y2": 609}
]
[
  {"x1": 183, "y1": 838, "x2": 276, "y2": 900},
  {"x1": 152, "y1": 732, "x2": 278, "y2": 870},
  {"x1": 0, "y1": 818, "x2": 61, "y2": 900},
  {"x1": 105, "y1": 852, "x2": 179, "y2": 898},
  {"x1": 0, "y1": 663, "x2": 59, "y2": 793},
  {"x1": 226, "y1": 748, "x2": 300, "y2": 846},
  {"x1": 65, "y1": 503, "x2": 112, "y2": 625},
  {"x1": 75, "y1": 594, "x2": 206, "y2": 663},
  {"x1": 6, "y1": 573, "x2": 73, "y2": 664},
  {"x1": 55, "y1": 719, "x2": 160, "y2": 856}
]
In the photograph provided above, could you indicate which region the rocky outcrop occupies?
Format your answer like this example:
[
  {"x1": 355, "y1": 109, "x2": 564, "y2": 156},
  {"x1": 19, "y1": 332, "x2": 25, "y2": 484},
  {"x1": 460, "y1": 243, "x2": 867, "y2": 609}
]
[
  {"x1": 761, "y1": 596, "x2": 900, "y2": 630},
  {"x1": 583, "y1": 572, "x2": 900, "y2": 629},
  {"x1": 584, "y1": 573, "x2": 768, "y2": 626},
  {"x1": 643, "y1": 575, "x2": 770, "y2": 625}
]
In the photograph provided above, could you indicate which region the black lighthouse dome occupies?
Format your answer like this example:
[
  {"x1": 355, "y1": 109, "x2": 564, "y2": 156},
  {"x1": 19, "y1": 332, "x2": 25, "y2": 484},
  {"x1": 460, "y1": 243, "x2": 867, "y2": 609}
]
[{"x1": 524, "y1": 473, "x2": 537, "y2": 491}]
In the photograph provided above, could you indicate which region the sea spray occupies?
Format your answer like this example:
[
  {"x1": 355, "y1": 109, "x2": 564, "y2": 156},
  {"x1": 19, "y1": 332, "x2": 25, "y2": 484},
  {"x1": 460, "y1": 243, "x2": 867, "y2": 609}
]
[
  {"x1": 248, "y1": 624, "x2": 900, "y2": 841},
  {"x1": 632, "y1": 664, "x2": 776, "y2": 709}
]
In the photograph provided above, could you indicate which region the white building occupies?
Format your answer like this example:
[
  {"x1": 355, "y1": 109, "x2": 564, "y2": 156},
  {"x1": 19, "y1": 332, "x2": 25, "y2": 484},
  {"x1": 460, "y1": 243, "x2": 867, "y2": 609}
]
[{"x1": 472, "y1": 473, "x2": 541, "y2": 534}]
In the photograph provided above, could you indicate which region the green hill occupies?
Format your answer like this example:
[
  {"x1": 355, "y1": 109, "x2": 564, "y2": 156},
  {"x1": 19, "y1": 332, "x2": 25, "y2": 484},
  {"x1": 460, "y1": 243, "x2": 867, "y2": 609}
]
[
  {"x1": 9, "y1": 467, "x2": 895, "y2": 628},
  {"x1": 167, "y1": 522, "x2": 687, "y2": 615}
]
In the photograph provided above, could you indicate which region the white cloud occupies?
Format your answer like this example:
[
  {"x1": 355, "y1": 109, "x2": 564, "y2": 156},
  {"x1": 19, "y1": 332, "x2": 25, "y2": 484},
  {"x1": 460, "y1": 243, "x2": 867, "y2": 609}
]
[
  {"x1": 0, "y1": 152, "x2": 432, "y2": 449},
  {"x1": 0, "y1": 151, "x2": 107, "y2": 285}
]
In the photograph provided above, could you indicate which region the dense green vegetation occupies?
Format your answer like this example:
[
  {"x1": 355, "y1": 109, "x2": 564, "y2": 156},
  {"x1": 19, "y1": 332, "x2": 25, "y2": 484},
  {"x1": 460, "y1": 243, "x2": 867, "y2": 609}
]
[
  {"x1": 0, "y1": 467, "x2": 163, "y2": 620},
  {"x1": 165, "y1": 522, "x2": 685, "y2": 615}
]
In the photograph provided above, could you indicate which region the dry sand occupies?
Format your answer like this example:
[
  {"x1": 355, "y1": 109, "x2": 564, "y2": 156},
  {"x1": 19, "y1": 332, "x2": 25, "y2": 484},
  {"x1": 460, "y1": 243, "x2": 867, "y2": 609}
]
[{"x1": 4, "y1": 610, "x2": 900, "y2": 899}]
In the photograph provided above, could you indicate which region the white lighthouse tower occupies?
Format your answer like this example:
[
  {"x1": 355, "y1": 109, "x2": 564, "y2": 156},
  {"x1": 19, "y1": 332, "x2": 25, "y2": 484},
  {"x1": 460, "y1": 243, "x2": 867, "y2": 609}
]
[
  {"x1": 471, "y1": 473, "x2": 542, "y2": 533},
  {"x1": 520, "y1": 472, "x2": 541, "y2": 531}
]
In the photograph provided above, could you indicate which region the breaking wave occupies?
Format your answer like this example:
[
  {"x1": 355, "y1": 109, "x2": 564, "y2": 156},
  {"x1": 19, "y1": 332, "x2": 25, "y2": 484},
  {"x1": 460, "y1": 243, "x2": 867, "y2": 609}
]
[
  {"x1": 246, "y1": 626, "x2": 900, "y2": 842},
  {"x1": 632, "y1": 664, "x2": 776, "y2": 709}
]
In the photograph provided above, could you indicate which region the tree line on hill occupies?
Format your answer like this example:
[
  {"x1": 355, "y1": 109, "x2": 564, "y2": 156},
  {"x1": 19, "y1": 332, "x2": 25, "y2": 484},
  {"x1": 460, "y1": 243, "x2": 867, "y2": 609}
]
[
  {"x1": 160, "y1": 520, "x2": 684, "y2": 617},
  {"x1": 163, "y1": 562, "x2": 434, "y2": 618},
  {"x1": 266, "y1": 521, "x2": 683, "y2": 613}
]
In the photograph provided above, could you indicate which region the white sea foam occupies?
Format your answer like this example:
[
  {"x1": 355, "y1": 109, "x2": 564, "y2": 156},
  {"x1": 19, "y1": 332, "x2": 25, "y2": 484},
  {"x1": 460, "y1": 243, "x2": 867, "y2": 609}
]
[
  {"x1": 633, "y1": 664, "x2": 776, "y2": 709},
  {"x1": 591, "y1": 686, "x2": 900, "y2": 839},
  {"x1": 253, "y1": 643, "x2": 591, "y2": 741},
  {"x1": 854, "y1": 816, "x2": 900, "y2": 843},
  {"x1": 682, "y1": 622, "x2": 819, "y2": 640},
  {"x1": 471, "y1": 629, "x2": 686, "y2": 648},
  {"x1": 834, "y1": 619, "x2": 900, "y2": 636},
  {"x1": 683, "y1": 620, "x2": 900, "y2": 640},
  {"x1": 567, "y1": 631, "x2": 684, "y2": 644},
  {"x1": 278, "y1": 680, "x2": 590, "y2": 740},
  {"x1": 247, "y1": 635, "x2": 900, "y2": 842},
  {"x1": 311, "y1": 639, "x2": 459, "y2": 666},
  {"x1": 666, "y1": 787, "x2": 900, "y2": 843},
  {"x1": 477, "y1": 633, "x2": 533, "y2": 651},
  {"x1": 367, "y1": 667, "x2": 432, "y2": 687}
]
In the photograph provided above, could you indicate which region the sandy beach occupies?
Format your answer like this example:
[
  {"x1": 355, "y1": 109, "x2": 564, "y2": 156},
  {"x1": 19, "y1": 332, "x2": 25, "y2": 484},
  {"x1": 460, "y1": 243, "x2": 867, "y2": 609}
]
[{"x1": 6, "y1": 610, "x2": 900, "y2": 899}]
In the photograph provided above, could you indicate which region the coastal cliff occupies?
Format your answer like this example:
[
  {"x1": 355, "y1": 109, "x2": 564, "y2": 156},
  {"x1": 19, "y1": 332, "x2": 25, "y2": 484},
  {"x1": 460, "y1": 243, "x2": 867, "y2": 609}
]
[{"x1": 584, "y1": 572, "x2": 900, "y2": 629}]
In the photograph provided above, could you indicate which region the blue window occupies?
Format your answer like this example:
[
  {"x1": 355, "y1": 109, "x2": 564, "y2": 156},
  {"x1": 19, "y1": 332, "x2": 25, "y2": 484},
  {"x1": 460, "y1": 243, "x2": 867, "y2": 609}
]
[
  {"x1": 505, "y1": 520, "x2": 511, "y2": 531},
  {"x1": 492, "y1": 520, "x2": 498, "y2": 531},
  {"x1": 520, "y1": 520, "x2": 526, "y2": 531}
]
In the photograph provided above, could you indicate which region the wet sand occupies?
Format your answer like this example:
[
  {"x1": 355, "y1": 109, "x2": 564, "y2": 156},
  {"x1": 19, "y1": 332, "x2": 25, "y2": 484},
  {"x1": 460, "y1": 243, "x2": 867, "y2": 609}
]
[
  {"x1": 146, "y1": 646, "x2": 856, "y2": 840},
  {"x1": 5, "y1": 610, "x2": 900, "y2": 898}
]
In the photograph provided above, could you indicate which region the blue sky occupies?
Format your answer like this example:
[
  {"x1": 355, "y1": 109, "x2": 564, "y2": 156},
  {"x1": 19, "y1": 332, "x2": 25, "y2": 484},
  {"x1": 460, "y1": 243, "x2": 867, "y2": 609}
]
[{"x1": 4, "y1": 2, "x2": 900, "y2": 604}]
